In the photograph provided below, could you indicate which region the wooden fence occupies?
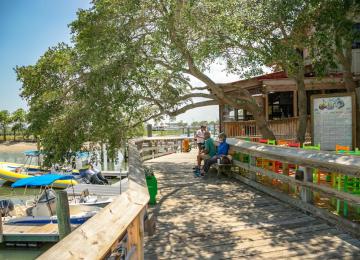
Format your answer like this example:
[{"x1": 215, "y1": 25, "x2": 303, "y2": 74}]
[
  {"x1": 224, "y1": 116, "x2": 311, "y2": 140},
  {"x1": 38, "y1": 137, "x2": 184, "y2": 260},
  {"x1": 226, "y1": 138, "x2": 360, "y2": 237}
]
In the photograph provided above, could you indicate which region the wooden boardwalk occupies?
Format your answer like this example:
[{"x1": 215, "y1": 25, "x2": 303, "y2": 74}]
[{"x1": 144, "y1": 151, "x2": 360, "y2": 259}]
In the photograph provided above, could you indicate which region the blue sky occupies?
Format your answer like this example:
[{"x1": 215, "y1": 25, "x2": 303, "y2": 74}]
[{"x1": 0, "y1": 0, "x2": 91, "y2": 112}]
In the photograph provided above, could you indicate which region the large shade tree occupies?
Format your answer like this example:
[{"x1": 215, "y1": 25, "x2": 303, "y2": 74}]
[
  {"x1": 69, "y1": 0, "x2": 278, "y2": 139},
  {"x1": 17, "y1": 0, "x2": 356, "y2": 162}
]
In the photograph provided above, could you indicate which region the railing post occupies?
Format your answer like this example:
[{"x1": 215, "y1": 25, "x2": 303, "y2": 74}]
[
  {"x1": 248, "y1": 155, "x2": 257, "y2": 181},
  {"x1": 300, "y1": 166, "x2": 313, "y2": 203},
  {"x1": 127, "y1": 210, "x2": 145, "y2": 260},
  {"x1": 56, "y1": 190, "x2": 71, "y2": 240}
]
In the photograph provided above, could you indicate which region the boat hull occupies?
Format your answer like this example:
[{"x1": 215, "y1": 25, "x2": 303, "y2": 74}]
[{"x1": 5, "y1": 212, "x2": 96, "y2": 225}]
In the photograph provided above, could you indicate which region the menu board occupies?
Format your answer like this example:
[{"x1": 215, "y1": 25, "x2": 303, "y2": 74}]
[{"x1": 312, "y1": 94, "x2": 355, "y2": 151}]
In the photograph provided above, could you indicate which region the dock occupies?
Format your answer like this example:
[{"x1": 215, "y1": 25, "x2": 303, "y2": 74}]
[
  {"x1": 2, "y1": 223, "x2": 59, "y2": 243},
  {"x1": 65, "y1": 178, "x2": 129, "y2": 196},
  {"x1": 101, "y1": 170, "x2": 128, "y2": 178},
  {"x1": 144, "y1": 151, "x2": 360, "y2": 259}
]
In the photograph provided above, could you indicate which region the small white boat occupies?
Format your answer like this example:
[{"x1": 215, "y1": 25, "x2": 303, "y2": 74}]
[
  {"x1": 2, "y1": 175, "x2": 109, "y2": 225},
  {"x1": 2, "y1": 189, "x2": 101, "y2": 225}
]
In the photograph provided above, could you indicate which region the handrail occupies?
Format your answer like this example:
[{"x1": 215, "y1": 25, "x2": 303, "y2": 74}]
[
  {"x1": 38, "y1": 137, "x2": 185, "y2": 260},
  {"x1": 227, "y1": 139, "x2": 360, "y2": 177},
  {"x1": 224, "y1": 117, "x2": 311, "y2": 140},
  {"x1": 227, "y1": 138, "x2": 360, "y2": 236}
]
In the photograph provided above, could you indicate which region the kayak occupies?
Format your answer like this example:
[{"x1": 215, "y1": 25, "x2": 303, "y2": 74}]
[{"x1": 0, "y1": 163, "x2": 77, "y2": 189}]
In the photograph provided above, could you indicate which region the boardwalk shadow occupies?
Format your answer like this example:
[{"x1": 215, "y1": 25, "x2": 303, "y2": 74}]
[{"x1": 144, "y1": 157, "x2": 360, "y2": 259}]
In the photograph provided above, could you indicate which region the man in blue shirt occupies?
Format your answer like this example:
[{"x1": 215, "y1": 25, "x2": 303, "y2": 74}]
[{"x1": 200, "y1": 133, "x2": 230, "y2": 176}]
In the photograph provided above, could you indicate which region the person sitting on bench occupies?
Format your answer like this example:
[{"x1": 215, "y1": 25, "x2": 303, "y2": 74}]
[
  {"x1": 200, "y1": 133, "x2": 230, "y2": 176},
  {"x1": 194, "y1": 131, "x2": 216, "y2": 176}
]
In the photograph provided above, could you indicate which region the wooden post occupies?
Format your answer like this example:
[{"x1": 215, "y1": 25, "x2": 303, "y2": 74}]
[
  {"x1": 234, "y1": 108, "x2": 239, "y2": 121},
  {"x1": 0, "y1": 214, "x2": 3, "y2": 243},
  {"x1": 127, "y1": 211, "x2": 144, "y2": 260},
  {"x1": 219, "y1": 104, "x2": 224, "y2": 133},
  {"x1": 147, "y1": 124, "x2": 152, "y2": 137},
  {"x1": 264, "y1": 94, "x2": 269, "y2": 120},
  {"x1": 56, "y1": 190, "x2": 71, "y2": 240},
  {"x1": 300, "y1": 166, "x2": 313, "y2": 203},
  {"x1": 248, "y1": 155, "x2": 257, "y2": 181},
  {"x1": 282, "y1": 163, "x2": 290, "y2": 193},
  {"x1": 293, "y1": 90, "x2": 298, "y2": 117}
]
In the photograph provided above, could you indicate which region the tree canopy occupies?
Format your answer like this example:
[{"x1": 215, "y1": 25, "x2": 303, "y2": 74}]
[{"x1": 15, "y1": 0, "x2": 359, "y2": 162}]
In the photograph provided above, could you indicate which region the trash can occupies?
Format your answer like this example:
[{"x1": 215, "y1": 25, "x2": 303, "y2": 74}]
[
  {"x1": 146, "y1": 175, "x2": 158, "y2": 205},
  {"x1": 182, "y1": 138, "x2": 190, "y2": 152}
]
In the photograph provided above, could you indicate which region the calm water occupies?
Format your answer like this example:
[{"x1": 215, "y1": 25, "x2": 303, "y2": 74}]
[{"x1": 0, "y1": 151, "x2": 126, "y2": 259}]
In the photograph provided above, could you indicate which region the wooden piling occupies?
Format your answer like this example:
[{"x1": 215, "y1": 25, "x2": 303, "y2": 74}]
[
  {"x1": 0, "y1": 214, "x2": 3, "y2": 243},
  {"x1": 56, "y1": 190, "x2": 71, "y2": 240}
]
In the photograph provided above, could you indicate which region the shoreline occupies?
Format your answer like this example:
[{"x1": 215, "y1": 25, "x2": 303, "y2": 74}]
[{"x1": 0, "y1": 142, "x2": 37, "y2": 153}]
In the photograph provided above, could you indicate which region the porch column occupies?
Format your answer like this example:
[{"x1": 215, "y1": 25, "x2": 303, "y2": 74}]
[
  {"x1": 219, "y1": 104, "x2": 224, "y2": 133},
  {"x1": 264, "y1": 94, "x2": 269, "y2": 120},
  {"x1": 293, "y1": 90, "x2": 298, "y2": 117},
  {"x1": 234, "y1": 109, "x2": 239, "y2": 121}
]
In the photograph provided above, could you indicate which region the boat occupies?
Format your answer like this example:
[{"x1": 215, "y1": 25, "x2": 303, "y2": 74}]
[
  {"x1": 3, "y1": 175, "x2": 101, "y2": 225},
  {"x1": 11, "y1": 174, "x2": 113, "y2": 208},
  {"x1": 0, "y1": 164, "x2": 77, "y2": 188}
]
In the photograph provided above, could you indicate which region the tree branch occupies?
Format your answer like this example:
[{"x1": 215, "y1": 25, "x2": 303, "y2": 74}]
[{"x1": 167, "y1": 100, "x2": 218, "y2": 116}]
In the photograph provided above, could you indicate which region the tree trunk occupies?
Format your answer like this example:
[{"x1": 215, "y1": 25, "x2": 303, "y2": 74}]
[
  {"x1": 336, "y1": 42, "x2": 359, "y2": 147},
  {"x1": 295, "y1": 66, "x2": 307, "y2": 145},
  {"x1": 246, "y1": 102, "x2": 276, "y2": 140},
  {"x1": 13, "y1": 130, "x2": 16, "y2": 141},
  {"x1": 185, "y1": 52, "x2": 276, "y2": 140},
  {"x1": 336, "y1": 43, "x2": 357, "y2": 92},
  {"x1": 3, "y1": 129, "x2": 6, "y2": 142}
]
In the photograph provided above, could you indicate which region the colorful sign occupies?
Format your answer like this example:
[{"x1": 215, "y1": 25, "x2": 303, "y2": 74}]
[{"x1": 312, "y1": 94, "x2": 355, "y2": 151}]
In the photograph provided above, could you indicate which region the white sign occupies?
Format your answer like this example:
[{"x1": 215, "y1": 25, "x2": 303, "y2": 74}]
[{"x1": 313, "y1": 95, "x2": 353, "y2": 151}]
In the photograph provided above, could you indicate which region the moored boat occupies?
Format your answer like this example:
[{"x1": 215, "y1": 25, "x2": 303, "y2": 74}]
[
  {"x1": 2, "y1": 175, "x2": 102, "y2": 225},
  {"x1": 0, "y1": 164, "x2": 78, "y2": 188}
]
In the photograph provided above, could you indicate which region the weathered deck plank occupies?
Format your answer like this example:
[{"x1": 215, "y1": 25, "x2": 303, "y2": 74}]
[{"x1": 144, "y1": 151, "x2": 360, "y2": 259}]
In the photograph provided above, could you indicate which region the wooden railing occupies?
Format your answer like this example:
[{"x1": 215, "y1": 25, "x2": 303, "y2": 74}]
[
  {"x1": 226, "y1": 138, "x2": 360, "y2": 237},
  {"x1": 136, "y1": 137, "x2": 185, "y2": 160},
  {"x1": 224, "y1": 117, "x2": 311, "y2": 140},
  {"x1": 38, "y1": 137, "x2": 185, "y2": 260}
]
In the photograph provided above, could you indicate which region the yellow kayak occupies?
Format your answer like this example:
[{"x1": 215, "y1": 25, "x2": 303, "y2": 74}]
[{"x1": 0, "y1": 163, "x2": 78, "y2": 189}]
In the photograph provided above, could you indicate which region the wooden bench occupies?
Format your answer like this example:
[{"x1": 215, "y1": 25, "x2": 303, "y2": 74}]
[{"x1": 212, "y1": 154, "x2": 234, "y2": 177}]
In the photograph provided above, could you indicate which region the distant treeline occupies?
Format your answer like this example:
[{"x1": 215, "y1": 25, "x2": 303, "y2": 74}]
[{"x1": 0, "y1": 108, "x2": 33, "y2": 142}]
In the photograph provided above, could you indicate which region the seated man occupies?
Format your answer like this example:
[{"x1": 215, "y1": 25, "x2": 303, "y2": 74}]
[
  {"x1": 201, "y1": 133, "x2": 230, "y2": 176},
  {"x1": 194, "y1": 131, "x2": 216, "y2": 176},
  {"x1": 85, "y1": 163, "x2": 109, "y2": 185}
]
